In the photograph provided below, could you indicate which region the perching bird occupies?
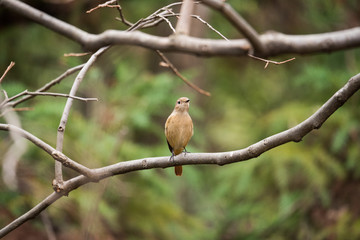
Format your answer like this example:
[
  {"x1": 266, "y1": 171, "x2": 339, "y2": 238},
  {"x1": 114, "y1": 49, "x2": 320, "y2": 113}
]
[{"x1": 165, "y1": 97, "x2": 193, "y2": 176}]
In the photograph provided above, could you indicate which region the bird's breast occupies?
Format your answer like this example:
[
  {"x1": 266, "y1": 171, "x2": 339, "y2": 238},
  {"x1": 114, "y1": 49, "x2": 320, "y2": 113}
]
[{"x1": 165, "y1": 112, "x2": 193, "y2": 155}]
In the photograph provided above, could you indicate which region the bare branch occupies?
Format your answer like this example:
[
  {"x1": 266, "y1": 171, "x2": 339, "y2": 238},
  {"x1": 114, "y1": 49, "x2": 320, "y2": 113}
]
[
  {"x1": 1, "y1": 72, "x2": 360, "y2": 238},
  {"x1": 2, "y1": 90, "x2": 97, "y2": 105},
  {"x1": 247, "y1": 54, "x2": 296, "y2": 69},
  {"x1": 86, "y1": 0, "x2": 120, "y2": 14},
  {"x1": 54, "y1": 46, "x2": 109, "y2": 190},
  {"x1": 0, "y1": 61, "x2": 15, "y2": 83},
  {"x1": 64, "y1": 52, "x2": 91, "y2": 57},
  {"x1": 175, "y1": 0, "x2": 195, "y2": 35},
  {"x1": 8, "y1": 64, "x2": 85, "y2": 108},
  {"x1": 125, "y1": 2, "x2": 186, "y2": 32},
  {"x1": 200, "y1": 0, "x2": 265, "y2": 54},
  {"x1": 0, "y1": 124, "x2": 99, "y2": 181},
  {"x1": 165, "y1": 10, "x2": 230, "y2": 40},
  {"x1": 22, "y1": 91, "x2": 98, "y2": 102},
  {"x1": 115, "y1": 1, "x2": 133, "y2": 26},
  {"x1": 191, "y1": 14, "x2": 229, "y2": 40},
  {"x1": 2, "y1": 0, "x2": 360, "y2": 56},
  {"x1": 158, "y1": 14, "x2": 176, "y2": 33},
  {"x1": 156, "y1": 50, "x2": 211, "y2": 96}
]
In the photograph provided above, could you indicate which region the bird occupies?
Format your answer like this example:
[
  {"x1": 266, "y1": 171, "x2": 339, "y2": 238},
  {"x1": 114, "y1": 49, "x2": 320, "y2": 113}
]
[{"x1": 165, "y1": 97, "x2": 193, "y2": 176}]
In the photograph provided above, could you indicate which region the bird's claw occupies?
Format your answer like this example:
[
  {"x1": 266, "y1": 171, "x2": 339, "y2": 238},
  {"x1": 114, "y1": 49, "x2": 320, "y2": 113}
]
[{"x1": 169, "y1": 152, "x2": 175, "y2": 162}]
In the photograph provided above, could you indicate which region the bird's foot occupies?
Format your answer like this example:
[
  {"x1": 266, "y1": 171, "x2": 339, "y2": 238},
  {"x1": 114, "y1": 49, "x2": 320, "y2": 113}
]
[
  {"x1": 169, "y1": 152, "x2": 175, "y2": 162},
  {"x1": 184, "y1": 148, "x2": 191, "y2": 156}
]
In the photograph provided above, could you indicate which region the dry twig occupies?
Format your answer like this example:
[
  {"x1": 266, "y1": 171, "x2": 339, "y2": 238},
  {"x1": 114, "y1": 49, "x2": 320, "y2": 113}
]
[
  {"x1": 0, "y1": 64, "x2": 85, "y2": 109},
  {"x1": 86, "y1": 0, "x2": 120, "y2": 14},
  {"x1": 248, "y1": 54, "x2": 296, "y2": 69},
  {"x1": 156, "y1": 50, "x2": 211, "y2": 96},
  {"x1": 0, "y1": 61, "x2": 15, "y2": 83},
  {"x1": 64, "y1": 52, "x2": 91, "y2": 57}
]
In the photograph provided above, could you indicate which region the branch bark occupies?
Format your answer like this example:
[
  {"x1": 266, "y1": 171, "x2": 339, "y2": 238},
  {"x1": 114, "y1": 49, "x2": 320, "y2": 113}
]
[
  {"x1": 2, "y1": 0, "x2": 360, "y2": 56},
  {"x1": 1, "y1": 72, "x2": 360, "y2": 238},
  {"x1": 175, "y1": 0, "x2": 195, "y2": 35},
  {"x1": 54, "y1": 46, "x2": 109, "y2": 191},
  {"x1": 200, "y1": 0, "x2": 266, "y2": 54}
]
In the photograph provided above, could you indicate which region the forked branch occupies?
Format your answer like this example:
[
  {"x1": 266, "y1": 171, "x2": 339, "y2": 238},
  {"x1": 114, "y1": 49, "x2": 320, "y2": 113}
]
[
  {"x1": 1, "y1": 72, "x2": 360, "y2": 237},
  {"x1": 2, "y1": 0, "x2": 360, "y2": 56}
]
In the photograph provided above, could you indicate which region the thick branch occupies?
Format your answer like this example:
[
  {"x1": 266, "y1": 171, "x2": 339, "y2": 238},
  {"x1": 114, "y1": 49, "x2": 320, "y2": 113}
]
[
  {"x1": 175, "y1": 0, "x2": 195, "y2": 35},
  {"x1": 2, "y1": 0, "x2": 360, "y2": 56},
  {"x1": 1, "y1": 72, "x2": 360, "y2": 237}
]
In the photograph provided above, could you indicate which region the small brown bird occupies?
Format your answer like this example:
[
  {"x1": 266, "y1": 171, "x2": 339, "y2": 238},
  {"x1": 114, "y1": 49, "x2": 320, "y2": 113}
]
[{"x1": 165, "y1": 97, "x2": 193, "y2": 176}]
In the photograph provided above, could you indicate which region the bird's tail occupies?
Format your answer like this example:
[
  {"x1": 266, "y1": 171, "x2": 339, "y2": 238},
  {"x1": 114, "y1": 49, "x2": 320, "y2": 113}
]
[{"x1": 175, "y1": 166, "x2": 182, "y2": 176}]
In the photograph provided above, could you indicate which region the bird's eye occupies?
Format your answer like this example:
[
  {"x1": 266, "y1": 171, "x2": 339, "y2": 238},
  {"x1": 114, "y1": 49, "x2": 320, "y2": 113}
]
[{"x1": 177, "y1": 101, "x2": 181, "y2": 104}]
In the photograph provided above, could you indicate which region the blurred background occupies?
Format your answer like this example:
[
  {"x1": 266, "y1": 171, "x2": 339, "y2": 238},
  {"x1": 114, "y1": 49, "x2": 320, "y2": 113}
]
[{"x1": 1, "y1": 0, "x2": 360, "y2": 239}]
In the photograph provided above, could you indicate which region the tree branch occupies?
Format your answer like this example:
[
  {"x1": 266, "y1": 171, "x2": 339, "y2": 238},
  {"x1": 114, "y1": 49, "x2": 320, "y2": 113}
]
[
  {"x1": 0, "y1": 192, "x2": 63, "y2": 238},
  {"x1": 175, "y1": 0, "x2": 195, "y2": 35},
  {"x1": 3, "y1": 90, "x2": 97, "y2": 105},
  {"x1": 0, "y1": 124, "x2": 98, "y2": 179},
  {"x1": 2, "y1": 0, "x2": 360, "y2": 56},
  {"x1": 54, "y1": 46, "x2": 109, "y2": 191},
  {"x1": 86, "y1": 0, "x2": 120, "y2": 14},
  {"x1": 2, "y1": 64, "x2": 85, "y2": 108},
  {"x1": 0, "y1": 61, "x2": 15, "y2": 83},
  {"x1": 200, "y1": 0, "x2": 266, "y2": 54},
  {"x1": 1, "y1": 72, "x2": 360, "y2": 237},
  {"x1": 156, "y1": 50, "x2": 211, "y2": 96}
]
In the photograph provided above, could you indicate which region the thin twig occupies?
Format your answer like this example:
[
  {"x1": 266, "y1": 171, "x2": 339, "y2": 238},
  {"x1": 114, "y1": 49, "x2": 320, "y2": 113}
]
[
  {"x1": 0, "y1": 61, "x2": 15, "y2": 83},
  {"x1": 9, "y1": 64, "x2": 85, "y2": 108},
  {"x1": 158, "y1": 14, "x2": 176, "y2": 33},
  {"x1": 192, "y1": 15, "x2": 229, "y2": 41},
  {"x1": 24, "y1": 91, "x2": 98, "y2": 102},
  {"x1": 86, "y1": 0, "x2": 120, "y2": 14},
  {"x1": 64, "y1": 52, "x2": 91, "y2": 57},
  {"x1": 3, "y1": 90, "x2": 97, "y2": 104},
  {"x1": 201, "y1": 0, "x2": 266, "y2": 54},
  {"x1": 248, "y1": 54, "x2": 296, "y2": 69},
  {"x1": 156, "y1": 50, "x2": 211, "y2": 96},
  {"x1": 126, "y1": 2, "x2": 186, "y2": 31},
  {"x1": 115, "y1": 0, "x2": 133, "y2": 26}
]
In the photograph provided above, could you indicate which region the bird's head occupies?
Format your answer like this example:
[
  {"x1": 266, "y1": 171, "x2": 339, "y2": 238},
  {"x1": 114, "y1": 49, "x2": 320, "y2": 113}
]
[{"x1": 174, "y1": 97, "x2": 190, "y2": 112}]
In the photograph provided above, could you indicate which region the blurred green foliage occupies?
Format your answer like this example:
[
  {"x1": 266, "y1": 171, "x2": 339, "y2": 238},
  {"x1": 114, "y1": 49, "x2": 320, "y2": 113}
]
[{"x1": 1, "y1": 0, "x2": 360, "y2": 239}]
